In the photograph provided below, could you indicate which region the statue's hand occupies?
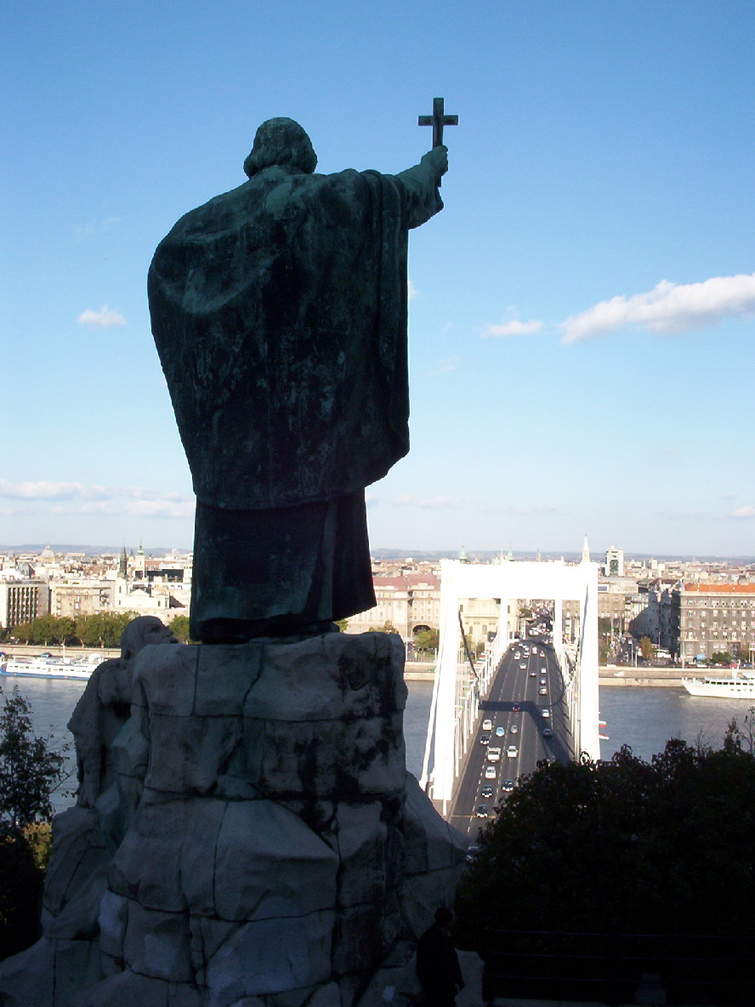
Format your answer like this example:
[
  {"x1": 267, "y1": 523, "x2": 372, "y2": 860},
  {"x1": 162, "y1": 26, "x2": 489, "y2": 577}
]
[{"x1": 422, "y1": 144, "x2": 448, "y2": 179}]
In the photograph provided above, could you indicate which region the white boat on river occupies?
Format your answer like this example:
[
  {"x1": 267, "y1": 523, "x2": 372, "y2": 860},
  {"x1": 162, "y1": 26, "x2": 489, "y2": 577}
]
[
  {"x1": 0, "y1": 652, "x2": 104, "y2": 682},
  {"x1": 681, "y1": 670, "x2": 755, "y2": 699}
]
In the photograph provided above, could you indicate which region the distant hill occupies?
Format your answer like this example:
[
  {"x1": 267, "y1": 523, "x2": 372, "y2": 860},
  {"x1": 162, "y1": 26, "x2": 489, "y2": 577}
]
[{"x1": 1, "y1": 544, "x2": 753, "y2": 563}]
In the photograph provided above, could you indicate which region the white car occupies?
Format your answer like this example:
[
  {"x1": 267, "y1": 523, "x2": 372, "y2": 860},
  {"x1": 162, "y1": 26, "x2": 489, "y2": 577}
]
[
  {"x1": 541, "y1": 666, "x2": 547, "y2": 674},
  {"x1": 509, "y1": 724, "x2": 519, "y2": 734},
  {"x1": 487, "y1": 746, "x2": 501, "y2": 762},
  {"x1": 482, "y1": 718, "x2": 493, "y2": 732},
  {"x1": 539, "y1": 687, "x2": 548, "y2": 695},
  {"x1": 506, "y1": 744, "x2": 519, "y2": 758},
  {"x1": 541, "y1": 709, "x2": 550, "y2": 718},
  {"x1": 484, "y1": 764, "x2": 497, "y2": 780},
  {"x1": 519, "y1": 662, "x2": 527, "y2": 669}
]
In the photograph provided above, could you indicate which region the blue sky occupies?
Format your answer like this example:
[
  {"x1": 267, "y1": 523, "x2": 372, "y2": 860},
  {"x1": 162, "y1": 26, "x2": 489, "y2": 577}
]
[{"x1": 3, "y1": 0, "x2": 754, "y2": 557}]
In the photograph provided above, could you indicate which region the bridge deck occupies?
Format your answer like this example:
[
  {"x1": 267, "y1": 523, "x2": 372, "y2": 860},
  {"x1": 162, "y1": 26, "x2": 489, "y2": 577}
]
[{"x1": 448, "y1": 640, "x2": 572, "y2": 836}]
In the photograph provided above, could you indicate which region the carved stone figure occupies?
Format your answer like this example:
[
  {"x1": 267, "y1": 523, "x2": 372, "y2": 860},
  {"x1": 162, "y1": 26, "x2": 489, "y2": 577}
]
[
  {"x1": 148, "y1": 118, "x2": 448, "y2": 642},
  {"x1": 68, "y1": 616, "x2": 177, "y2": 808}
]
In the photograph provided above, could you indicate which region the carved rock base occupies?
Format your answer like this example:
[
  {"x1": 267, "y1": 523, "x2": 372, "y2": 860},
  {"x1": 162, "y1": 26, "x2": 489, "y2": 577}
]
[{"x1": 0, "y1": 631, "x2": 466, "y2": 1006}]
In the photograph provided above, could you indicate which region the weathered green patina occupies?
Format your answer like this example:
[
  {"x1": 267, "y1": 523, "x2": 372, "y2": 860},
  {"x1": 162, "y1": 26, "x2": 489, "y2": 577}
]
[{"x1": 148, "y1": 117, "x2": 448, "y2": 641}]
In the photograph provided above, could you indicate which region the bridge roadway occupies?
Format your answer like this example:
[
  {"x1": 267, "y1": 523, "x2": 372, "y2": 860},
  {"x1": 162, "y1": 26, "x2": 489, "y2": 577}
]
[{"x1": 448, "y1": 639, "x2": 571, "y2": 837}]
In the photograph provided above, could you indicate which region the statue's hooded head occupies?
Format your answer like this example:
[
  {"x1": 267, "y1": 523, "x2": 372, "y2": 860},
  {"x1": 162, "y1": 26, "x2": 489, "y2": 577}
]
[{"x1": 243, "y1": 118, "x2": 317, "y2": 178}]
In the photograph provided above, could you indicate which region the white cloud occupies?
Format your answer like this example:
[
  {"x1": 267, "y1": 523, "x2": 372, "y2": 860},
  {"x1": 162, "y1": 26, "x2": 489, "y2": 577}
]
[
  {"x1": 0, "y1": 480, "x2": 109, "y2": 501},
  {"x1": 125, "y1": 499, "x2": 194, "y2": 518},
  {"x1": 0, "y1": 480, "x2": 193, "y2": 519},
  {"x1": 76, "y1": 216, "x2": 121, "y2": 237},
  {"x1": 561, "y1": 273, "x2": 755, "y2": 344},
  {"x1": 429, "y1": 355, "x2": 460, "y2": 375},
  {"x1": 77, "y1": 304, "x2": 127, "y2": 328},
  {"x1": 393, "y1": 495, "x2": 462, "y2": 510},
  {"x1": 481, "y1": 319, "x2": 543, "y2": 339},
  {"x1": 732, "y1": 505, "x2": 755, "y2": 519}
]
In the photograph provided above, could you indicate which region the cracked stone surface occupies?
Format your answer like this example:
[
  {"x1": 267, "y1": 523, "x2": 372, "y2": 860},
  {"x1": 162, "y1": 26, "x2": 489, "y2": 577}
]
[{"x1": 0, "y1": 625, "x2": 467, "y2": 1006}]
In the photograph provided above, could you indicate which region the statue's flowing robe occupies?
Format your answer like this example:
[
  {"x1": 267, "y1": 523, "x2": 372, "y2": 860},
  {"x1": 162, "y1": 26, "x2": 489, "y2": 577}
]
[{"x1": 148, "y1": 162, "x2": 442, "y2": 638}]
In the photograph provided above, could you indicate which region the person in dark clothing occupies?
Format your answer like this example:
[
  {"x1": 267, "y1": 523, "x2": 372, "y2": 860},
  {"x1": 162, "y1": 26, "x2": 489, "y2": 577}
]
[{"x1": 416, "y1": 907, "x2": 465, "y2": 1006}]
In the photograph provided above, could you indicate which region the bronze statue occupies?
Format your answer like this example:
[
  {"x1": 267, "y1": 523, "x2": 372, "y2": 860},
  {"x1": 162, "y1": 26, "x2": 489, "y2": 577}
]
[{"x1": 149, "y1": 112, "x2": 453, "y2": 643}]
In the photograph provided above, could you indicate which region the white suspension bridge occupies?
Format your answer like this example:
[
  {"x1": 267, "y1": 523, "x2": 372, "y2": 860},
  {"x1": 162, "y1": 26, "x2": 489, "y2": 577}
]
[{"x1": 419, "y1": 557, "x2": 601, "y2": 818}]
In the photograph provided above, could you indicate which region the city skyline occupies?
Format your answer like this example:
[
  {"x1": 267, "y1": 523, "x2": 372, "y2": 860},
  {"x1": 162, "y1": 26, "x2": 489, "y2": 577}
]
[{"x1": 4, "y1": 1, "x2": 755, "y2": 556}]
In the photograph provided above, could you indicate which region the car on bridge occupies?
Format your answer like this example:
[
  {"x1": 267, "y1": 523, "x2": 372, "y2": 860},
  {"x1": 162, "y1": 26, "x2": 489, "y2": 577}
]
[
  {"x1": 480, "y1": 784, "x2": 494, "y2": 799},
  {"x1": 475, "y1": 804, "x2": 490, "y2": 818},
  {"x1": 509, "y1": 724, "x2": 519, "y2": 734},
  {"x1": 539, "y1": 687, "x2": 548, "y2": 695},
  {"x1": 495, "y1": 725, "x2": 505, "y2": 737},
  {"x1": 501, "y1": 779, "x2": 515, "y2": 792},
  {"x1": 482, "y1": 718, "x2": 493, "y2": 731},
  {"x1": 506, "y1": 744, "x2": 519, "y2": 758},
  {"x1": 465, "y1": 843, "x2": 480, "y2": 863},
  {"x1": 487, "y1": 746, "x2": 501, "y2": 762},
  {"x1": 512, "y1": 703, "x2": 521, "y2": 712},
  {"x1": 529, "y1": 670, "x2": 536, "y2": 677},
  {"x1": 541, "y1": 709, "x2": 550, "y2": 718},
  {"x1": 519, "y1": 662, "x2": 527, "y2": 669},
  {"x1": 542, "y1": 727, "x2": 553, "y2": 738},
  {"x1": 484, "y1": 765, "x2": 497, "y2": 780},
  {"x1": 480, "y1": 733, "x2": 490, "y2": 745}
]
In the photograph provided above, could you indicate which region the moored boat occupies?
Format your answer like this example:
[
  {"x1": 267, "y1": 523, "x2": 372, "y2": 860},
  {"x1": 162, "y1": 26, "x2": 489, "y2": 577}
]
[
  {"x1": 681, "y1": 670, "x2": 755, "y2": 699},
  {"x1": 0, "y1": 653, "x2": 104, "y2": 682}
]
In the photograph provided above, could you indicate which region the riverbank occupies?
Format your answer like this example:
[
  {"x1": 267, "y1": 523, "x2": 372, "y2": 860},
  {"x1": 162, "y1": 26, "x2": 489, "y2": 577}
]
[
  {"x1": 0, "y1": 647, "x2": 696, "y2": 688},
  {"x1": 600, "y1": 665, "x2": 690, "y2": 687},
  {"x1": 404, "y1": 663, "x2": 695, "y2": 687}
]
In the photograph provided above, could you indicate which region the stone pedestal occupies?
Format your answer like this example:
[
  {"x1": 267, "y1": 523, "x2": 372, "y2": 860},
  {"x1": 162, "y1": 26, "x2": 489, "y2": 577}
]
[{"x1": 0, "y1": 631, "x2": 466, "y2": 1006}]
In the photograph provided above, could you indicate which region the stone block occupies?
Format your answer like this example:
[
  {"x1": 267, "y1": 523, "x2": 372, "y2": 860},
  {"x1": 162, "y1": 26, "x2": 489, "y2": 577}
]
[
  {"x1": 401, "y1": 773, "x2": 467, "y2": 874},
  {"x1": 72, "y1": 969, "x2": 169, "y2": 1007},
  {"x1": 111, "y1": 811, "x2": 183, "y2": 912},
  {"x1": 45, "y1": 862, "x2": 109, "y2": 940},
  {"x1": 98, "y1": 890, "x2": 128, "y2": 961},
  {"x1": 145, "y1": 714, "x2": 242, "y2": 796},
  {"x1": 205, "y1": 910, "x2": 334, "y2": 1003},
  {"x1": 334, "y1": 802, "x2": 388, "y2": 907},
  {"x1": 134, "y1": 644, "x2": 198, "y2": 716},
  {"x1": 213, "y1": 800, "x2": 338, "y2": 921},
  {"x1": 0, "y1": 935, "x2": 55, "y2": 1007},
  {"x1": 189, "y1": 916, "x2": 238, "y2": 983},
  {"x1": 301, "y1": 984, "x2": 341, "y2": 1007},
  {"x1": 179, "y1": 800, "x2": 229, "y2": 916},
  {"x1": 123, "y1": 902, "x2": 193, "y2": 982},
  {"x1": 246, "y1": 713, "x2": 405, "y2": 799},
  {"x1": 398, "y1": 865, "x2": 463, "y2": 941},
  {"x1": 245, "y1": 632, "x2": 406, "y2": 723},
  {"x1": 332, "y1": 902, "x2": 399, "y2": 976},
  {"x1": 112, "y1": 713, "x2": 150, "y2": 781},
  {"x1": 52, "y1": 938, "x2": 103, "y2": 1005},
  {"x1": 195, "y1": 644, "x2": 262, "y2": 716},
  {"x1": 44, "y1": 807, "x2": 107, "y2": 917}
]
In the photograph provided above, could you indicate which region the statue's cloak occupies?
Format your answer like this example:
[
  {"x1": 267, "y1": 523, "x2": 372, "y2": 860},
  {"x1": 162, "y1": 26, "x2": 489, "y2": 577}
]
[{"x1": 148, "y1": 166, "x2": 439, "y2": 511}]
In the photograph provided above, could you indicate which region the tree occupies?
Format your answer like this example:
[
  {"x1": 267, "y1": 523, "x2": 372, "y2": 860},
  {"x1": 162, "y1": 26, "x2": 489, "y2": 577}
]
[
  {"x1": 75, "y1": 611, "x2": 134, "y2": 648},
  {"x1": 169, "y1": 614, "x2": 192, "y2": 642},
  {"x1": 638, "y1": 635, "x2": 656, "y2": 662},
  {"x1": 455, "y1": 739, "x2": 755, "y2": 954},
  {"x1": 710, "y1": 651, "x2": 734, "y2": 666},
  {"x1": 414, "y1": 628, "x2": 439, "y2": 653},
  {"x1": 0, "y1": 688, "x2": 67, "y2": 831},
  {"x1": 11, "y1": 615, "x2": 75, "y2": 645},
  {"x1": 0, "y1": 688, "x2": 68, "y2": 959},
  {"x1": 367, "y1": 621, "x2": 398, "y2": 634}
]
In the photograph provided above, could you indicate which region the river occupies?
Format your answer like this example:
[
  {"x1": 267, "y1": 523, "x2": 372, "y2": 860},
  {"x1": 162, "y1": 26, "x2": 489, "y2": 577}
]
[{"x1": 4, "y1": 675, "x2": 752, "y2": 813}]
